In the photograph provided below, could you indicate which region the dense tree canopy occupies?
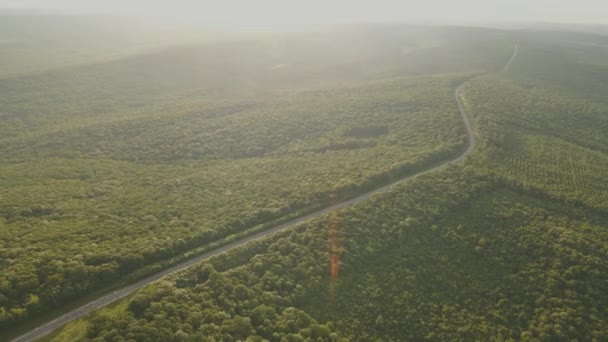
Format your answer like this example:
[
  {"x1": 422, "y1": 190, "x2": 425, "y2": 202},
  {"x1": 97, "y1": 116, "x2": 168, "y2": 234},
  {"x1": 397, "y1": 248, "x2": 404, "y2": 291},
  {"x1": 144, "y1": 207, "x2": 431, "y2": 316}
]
[
  {"x1": 4, "y1": 21, "x2": 608, "y2": 342},
  {"x1": 0, "y1": 25, "x2": 510, "y2": 333}
]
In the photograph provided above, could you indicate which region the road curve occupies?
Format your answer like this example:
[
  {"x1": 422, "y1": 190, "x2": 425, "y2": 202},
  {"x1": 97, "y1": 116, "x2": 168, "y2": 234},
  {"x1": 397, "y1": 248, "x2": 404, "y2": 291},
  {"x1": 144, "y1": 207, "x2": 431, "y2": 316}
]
[
  {"x1": 13, "y1": 45, "x2": 518, "y2": 342},
  {"x1": 503, "y1": 44, "x2": 519, "y2": 72}
]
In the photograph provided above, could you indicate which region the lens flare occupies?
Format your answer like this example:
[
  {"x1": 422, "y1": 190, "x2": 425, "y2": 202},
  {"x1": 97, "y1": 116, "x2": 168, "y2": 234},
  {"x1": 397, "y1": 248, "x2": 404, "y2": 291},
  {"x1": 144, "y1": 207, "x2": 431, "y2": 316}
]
[
  {"x1": 328, "y1": 211, "x2": 342, "y2": 281},
  {"x1": 330, "y1": 254, "x2": 340, "y2": 280}
]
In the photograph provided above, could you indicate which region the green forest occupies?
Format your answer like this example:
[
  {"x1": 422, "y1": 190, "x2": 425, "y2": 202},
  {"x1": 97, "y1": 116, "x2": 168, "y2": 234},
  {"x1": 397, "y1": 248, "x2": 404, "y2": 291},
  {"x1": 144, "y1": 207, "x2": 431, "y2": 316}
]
[
  {"x1": 51, "y1": 169, "x2": 608, "y2": 341},
  {"x1": 1, "y1": 16, "x2": 608, "y2": 342}
]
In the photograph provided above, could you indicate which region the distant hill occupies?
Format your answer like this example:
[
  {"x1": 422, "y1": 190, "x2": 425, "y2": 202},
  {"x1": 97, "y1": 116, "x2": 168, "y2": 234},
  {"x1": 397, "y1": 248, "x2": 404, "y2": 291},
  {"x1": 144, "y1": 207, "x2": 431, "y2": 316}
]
[
  {"x1": 0, "y1": 12, "x2": 202, "y2": 78},
  {"x1": 529, "y1": 21, "x2": 608, "y2": 35}
]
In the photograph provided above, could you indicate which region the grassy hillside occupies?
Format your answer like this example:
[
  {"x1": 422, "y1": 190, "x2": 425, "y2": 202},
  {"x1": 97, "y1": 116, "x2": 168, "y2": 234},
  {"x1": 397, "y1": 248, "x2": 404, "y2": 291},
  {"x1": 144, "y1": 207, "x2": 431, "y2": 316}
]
[{"x1": 41, "y1": 28, "x2": 608, "y2": 341}]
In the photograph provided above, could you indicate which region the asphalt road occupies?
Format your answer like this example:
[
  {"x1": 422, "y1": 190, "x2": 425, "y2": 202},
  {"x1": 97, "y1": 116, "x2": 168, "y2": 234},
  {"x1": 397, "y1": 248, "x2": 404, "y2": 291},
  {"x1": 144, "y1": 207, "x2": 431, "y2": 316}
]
[
  {"x1": 12, "y1": 45, "x2": 518, "y2": 342},
  {"x1": 503, "y1": 44, "x2": 519, "y2": 72}
]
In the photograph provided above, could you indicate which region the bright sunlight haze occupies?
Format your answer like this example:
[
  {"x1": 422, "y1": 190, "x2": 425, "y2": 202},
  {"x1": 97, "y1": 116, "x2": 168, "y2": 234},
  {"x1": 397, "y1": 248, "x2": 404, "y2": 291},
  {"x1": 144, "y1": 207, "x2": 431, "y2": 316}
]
[{"x1": 1, "y1": 0, "x2": 608, "y2": 26}]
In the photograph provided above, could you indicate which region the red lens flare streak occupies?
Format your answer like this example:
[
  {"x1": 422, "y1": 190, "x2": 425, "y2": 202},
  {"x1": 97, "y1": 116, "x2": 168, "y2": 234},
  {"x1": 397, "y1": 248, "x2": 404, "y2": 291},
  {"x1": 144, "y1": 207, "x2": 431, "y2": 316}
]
[
  {"x1": 328, "y1": 208, "x2": 342, "y2": 281},
  {"x1": 328, "y1": 190, "x2": 343, "y2": 309}
]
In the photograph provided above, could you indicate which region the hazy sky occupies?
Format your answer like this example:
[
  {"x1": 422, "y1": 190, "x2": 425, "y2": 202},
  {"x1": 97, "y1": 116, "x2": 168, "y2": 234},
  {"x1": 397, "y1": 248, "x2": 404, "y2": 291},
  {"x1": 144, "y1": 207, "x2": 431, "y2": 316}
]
[{"x1": 1, "y1": 0, "x2": 607, "y2": 26}]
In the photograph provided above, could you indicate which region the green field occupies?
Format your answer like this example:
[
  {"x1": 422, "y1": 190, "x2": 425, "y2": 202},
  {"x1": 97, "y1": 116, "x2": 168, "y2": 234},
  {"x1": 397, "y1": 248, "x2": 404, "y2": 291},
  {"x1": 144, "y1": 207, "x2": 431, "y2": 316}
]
[{"x1": 2, "y1": 17, "x2": 608, "y2": 342}]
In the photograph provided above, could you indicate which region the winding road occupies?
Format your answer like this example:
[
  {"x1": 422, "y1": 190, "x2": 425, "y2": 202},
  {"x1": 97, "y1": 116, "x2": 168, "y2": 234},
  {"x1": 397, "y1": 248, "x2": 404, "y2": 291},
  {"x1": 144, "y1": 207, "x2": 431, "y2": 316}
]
[{"x1": 12, "y1": 45, "x2": 518, "y2": 342}]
